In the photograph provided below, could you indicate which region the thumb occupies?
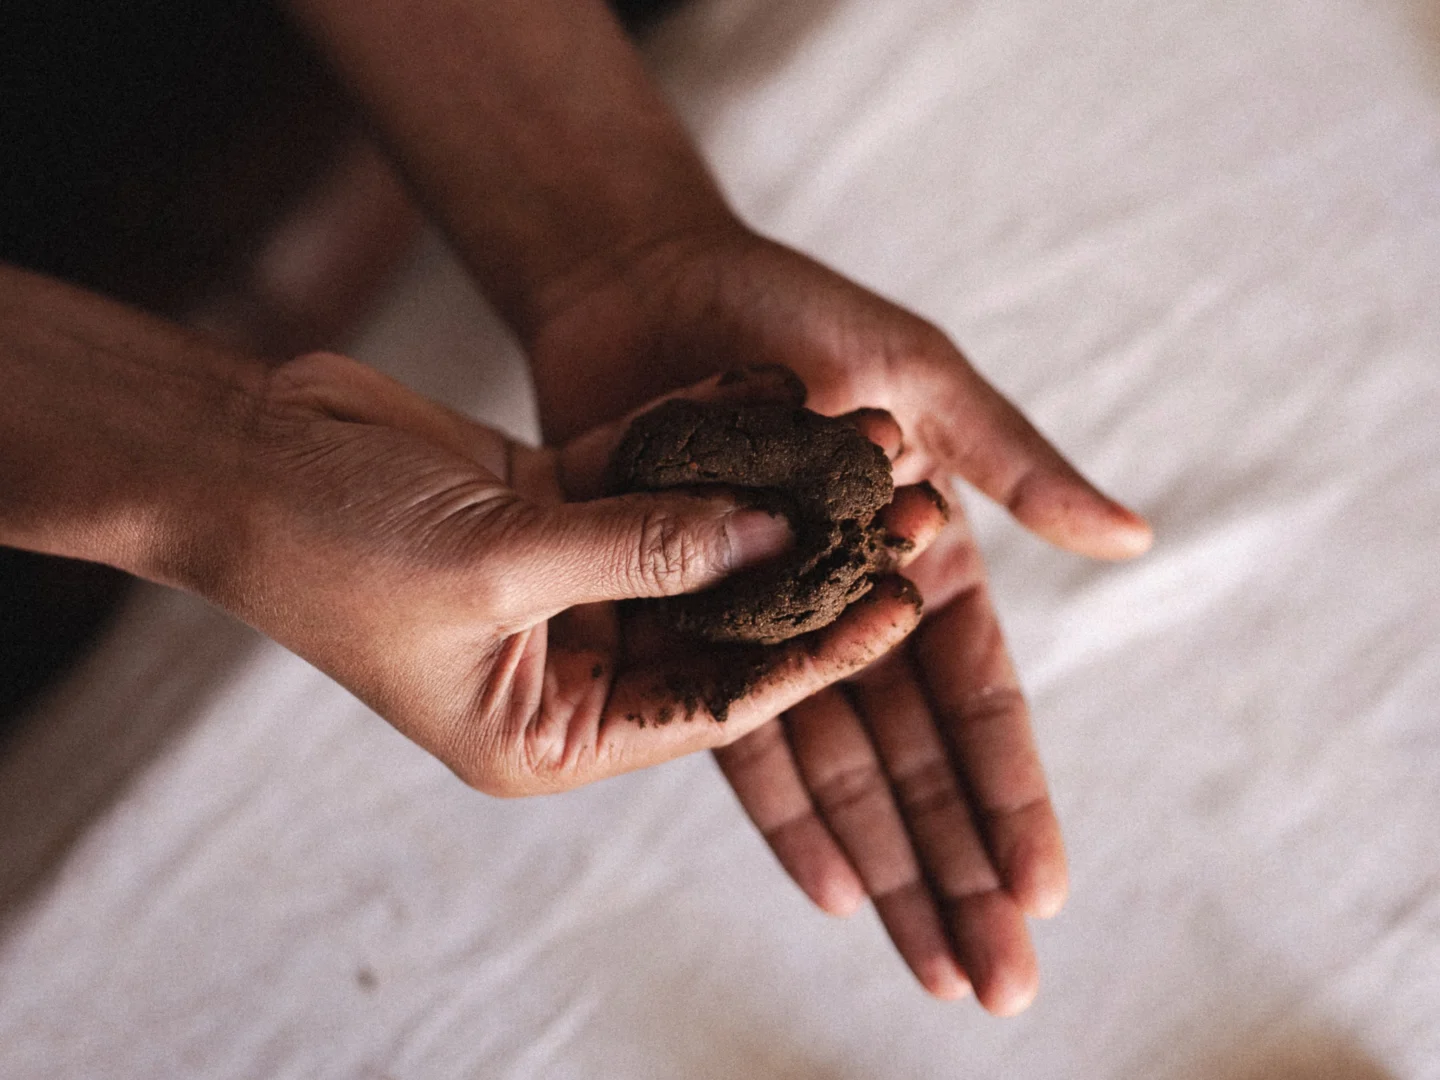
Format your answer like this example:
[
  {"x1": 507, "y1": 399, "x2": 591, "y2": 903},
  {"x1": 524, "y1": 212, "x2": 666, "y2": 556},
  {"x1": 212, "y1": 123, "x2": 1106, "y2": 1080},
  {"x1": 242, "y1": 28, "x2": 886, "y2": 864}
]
[{"x1": 520, "y1": 494, "x2": 792, "y2": 611}]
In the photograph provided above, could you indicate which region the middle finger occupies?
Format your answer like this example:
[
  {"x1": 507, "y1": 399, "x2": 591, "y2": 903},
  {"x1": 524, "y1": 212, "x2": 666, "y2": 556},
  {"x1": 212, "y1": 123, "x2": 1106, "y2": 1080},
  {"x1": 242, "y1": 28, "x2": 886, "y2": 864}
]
[
  {"x1": 786, "y1": 687, "x2": 971, "y2": 1000},
  {"x1": 850, "y1": 648, "x2": 1038, "y2": 1016}
]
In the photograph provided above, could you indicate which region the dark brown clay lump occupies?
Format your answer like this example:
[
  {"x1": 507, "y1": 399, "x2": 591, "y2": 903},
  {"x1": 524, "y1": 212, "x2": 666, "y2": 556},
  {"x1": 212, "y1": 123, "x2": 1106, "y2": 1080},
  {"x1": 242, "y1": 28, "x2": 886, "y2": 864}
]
[{"x1": 610, "y1": 399, "x2": 894, "y2": 644}]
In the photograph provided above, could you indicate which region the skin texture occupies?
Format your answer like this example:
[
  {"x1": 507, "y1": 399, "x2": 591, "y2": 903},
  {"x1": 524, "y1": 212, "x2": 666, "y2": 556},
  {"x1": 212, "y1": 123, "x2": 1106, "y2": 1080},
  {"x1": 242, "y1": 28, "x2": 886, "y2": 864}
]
[
  {"x1": 1, "y1": 0, "x2": 1155, "y2": 1016},
  {"x1": 283, "y1": 0, "x2": 1153, "y2": 1014},
  {"x1": 531, "y1": 236, "x2": 1145, "y2": 1013},
  {"x1": 610, "y1": 398, "x2": 894, "y2": 644},
  {"x1": 0, "y1": 272, "x2": 939, "y2": 795}
]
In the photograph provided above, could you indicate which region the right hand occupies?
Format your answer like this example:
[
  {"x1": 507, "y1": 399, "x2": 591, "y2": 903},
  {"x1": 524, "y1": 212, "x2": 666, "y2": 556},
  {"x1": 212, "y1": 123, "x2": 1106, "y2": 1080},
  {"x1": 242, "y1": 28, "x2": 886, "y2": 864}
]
[
  {"x1": 212, "y1": 354, "x2": 942, "y2": 794},
  {"x1": 1, "y1": 265, "x2": 940, "y2": 795}
]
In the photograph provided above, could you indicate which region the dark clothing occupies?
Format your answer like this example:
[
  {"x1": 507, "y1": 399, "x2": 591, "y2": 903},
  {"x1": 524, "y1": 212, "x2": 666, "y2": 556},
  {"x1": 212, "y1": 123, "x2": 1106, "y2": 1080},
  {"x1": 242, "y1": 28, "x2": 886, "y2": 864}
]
[
  {"x1": 0, "y1": 0, "x2": 346, "y2": 312},
  {"x1": 0, "y1": 0, "x2": 688, "y2": 720}
]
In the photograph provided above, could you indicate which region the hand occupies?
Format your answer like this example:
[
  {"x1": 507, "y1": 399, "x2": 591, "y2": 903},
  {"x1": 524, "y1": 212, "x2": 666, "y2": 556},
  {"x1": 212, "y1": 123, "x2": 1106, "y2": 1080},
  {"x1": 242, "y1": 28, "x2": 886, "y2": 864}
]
[
  {"x1": 525, "y1": 228, "x2": 1153, "y2": 1014},
  {"x1": 529, "y1": 228, "x2": 1149, "y2": 559},
  {"x1": 218, "y1": 354, "x2": 943, "y2": 795},
  {"x1": 281, "y1": 0, "x2": 1148, "y2": 1011}
]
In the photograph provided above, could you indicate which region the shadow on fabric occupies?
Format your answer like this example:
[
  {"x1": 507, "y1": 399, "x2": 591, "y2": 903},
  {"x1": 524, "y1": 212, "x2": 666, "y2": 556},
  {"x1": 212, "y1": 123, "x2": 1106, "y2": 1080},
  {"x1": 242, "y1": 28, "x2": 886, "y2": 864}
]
[
  {"x1": 0, "y1": 588, "x2": 260, "y2": 932},
  {"x1": 1194, "y1": 1030, "x2": 1396, "y2": 1080},
  {"x1": 1396, "y1": 0, "x2": 1440, "y2": 97},
  {"x1": 643, "y1": 0, "x2": 847, "y2": 109}
]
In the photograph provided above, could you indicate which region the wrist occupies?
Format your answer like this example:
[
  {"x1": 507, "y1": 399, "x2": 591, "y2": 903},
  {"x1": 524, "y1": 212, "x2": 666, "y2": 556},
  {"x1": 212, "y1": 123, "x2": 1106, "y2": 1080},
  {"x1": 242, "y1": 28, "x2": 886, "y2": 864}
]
[{"x1": 522, "y1": 205, "x2": 749, "y2": 348}]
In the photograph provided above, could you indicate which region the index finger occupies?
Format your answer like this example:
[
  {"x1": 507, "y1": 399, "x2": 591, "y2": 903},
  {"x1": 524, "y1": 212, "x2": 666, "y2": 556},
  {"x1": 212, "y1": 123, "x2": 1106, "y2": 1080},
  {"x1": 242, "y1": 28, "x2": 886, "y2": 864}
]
[
  {"x1": 911, "y1": 569, "x2": 1069, "y2": 921},
  {"x1": 588, "y1": 575, "x2": 923, "y2": 780},
  {"x1": 901, "y1": 340, "x2": 1153, "y2": 560}
]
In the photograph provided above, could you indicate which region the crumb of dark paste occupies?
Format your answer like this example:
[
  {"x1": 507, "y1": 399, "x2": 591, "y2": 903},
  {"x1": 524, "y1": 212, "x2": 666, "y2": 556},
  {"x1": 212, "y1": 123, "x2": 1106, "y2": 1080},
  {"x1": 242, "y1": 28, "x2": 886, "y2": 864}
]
[{"x1": 609, "y1": 398, "x2": 895, "y2": 645}]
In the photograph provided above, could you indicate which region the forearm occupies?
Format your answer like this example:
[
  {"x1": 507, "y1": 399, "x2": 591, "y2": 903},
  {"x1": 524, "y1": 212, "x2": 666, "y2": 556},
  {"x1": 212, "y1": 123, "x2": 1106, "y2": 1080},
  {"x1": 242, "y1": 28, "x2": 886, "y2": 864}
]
[
  {"x1": 285, "y1": 0, "x2": 736, "y2": 342},
  {"x1": 0, "y1": 264, "x2": 261, "y2": 585}
]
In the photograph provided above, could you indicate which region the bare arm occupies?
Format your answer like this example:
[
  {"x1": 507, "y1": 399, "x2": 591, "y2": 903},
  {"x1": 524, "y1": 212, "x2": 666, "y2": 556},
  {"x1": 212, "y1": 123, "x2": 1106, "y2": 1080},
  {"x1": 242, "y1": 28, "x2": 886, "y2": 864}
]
[
  {"x1": 0, "y1": 264, "x2": 258, "y2": 582},
  {"x1": 283, "y1": 0, "x2": 731, "y2": 352}
]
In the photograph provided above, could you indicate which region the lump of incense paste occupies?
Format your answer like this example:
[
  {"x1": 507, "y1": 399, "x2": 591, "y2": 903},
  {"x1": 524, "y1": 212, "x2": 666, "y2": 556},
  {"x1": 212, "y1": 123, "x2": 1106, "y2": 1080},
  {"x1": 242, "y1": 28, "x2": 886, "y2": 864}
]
[{"x1": 609, "y1": 398, "x2": 894, "y2": 644}]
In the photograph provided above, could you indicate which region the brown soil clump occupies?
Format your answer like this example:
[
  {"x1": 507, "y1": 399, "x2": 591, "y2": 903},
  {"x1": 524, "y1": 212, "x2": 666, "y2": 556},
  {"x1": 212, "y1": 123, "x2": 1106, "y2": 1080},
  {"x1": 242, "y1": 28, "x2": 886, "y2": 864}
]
[{"x1": 609, "y1": 399, "x2": 894, "y2": 644}]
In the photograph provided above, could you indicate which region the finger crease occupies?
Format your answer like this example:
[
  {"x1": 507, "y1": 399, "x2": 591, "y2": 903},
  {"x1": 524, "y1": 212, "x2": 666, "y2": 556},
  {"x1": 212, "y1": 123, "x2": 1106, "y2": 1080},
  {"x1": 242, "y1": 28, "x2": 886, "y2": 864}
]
[
  {"x1": 760, "y1": 808, "x2": 822, "y2": 844},
  {"x1": 892, "y1": 757, "x2": 964, "y2": 820},
  {"x1": 813, "y1": 762, "x2": 891, "y2": 818},
  {"x1": 941, "y1": 685, "x2": 1027, "y2": 727},
  {"x1": 938, "y1": 882, "x2": 1008, "y2": 907},
  {"x1": 981, "y1": 793, "x2": 1050, "y2": 820},
  {"x1": 716, "y1": 721, "x2": 787, "y2": 773},
  {"x1": 1000, "y1": 466, "x2": 1040, "y2": 515}
]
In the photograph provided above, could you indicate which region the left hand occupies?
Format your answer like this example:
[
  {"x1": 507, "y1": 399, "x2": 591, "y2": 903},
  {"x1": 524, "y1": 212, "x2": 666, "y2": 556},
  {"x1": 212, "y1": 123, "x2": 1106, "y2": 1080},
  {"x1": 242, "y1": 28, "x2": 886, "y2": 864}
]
[
  {"x1": 284, "y1": 0, "x2": 1148, "y2": 1012},
  {"x1": 524, "y1": 226, "x2": 1154, "y2": 1015}
]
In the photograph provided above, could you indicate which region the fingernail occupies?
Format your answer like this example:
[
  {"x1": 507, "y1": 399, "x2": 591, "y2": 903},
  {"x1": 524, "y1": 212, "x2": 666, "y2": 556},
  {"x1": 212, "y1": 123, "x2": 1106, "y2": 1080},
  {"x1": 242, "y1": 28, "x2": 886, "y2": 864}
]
[
  {"x1": 1108, "y1": 505, "x2": 1155, "y2": 557},
  {"x1": 725, "y1": 509, "x2": 793, "y2": 570}
]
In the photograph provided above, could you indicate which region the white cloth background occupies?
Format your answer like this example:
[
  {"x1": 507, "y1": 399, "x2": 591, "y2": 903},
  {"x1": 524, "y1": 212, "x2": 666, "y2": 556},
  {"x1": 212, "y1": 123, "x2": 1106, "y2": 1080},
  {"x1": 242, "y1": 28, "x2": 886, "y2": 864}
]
[{"x1": 2, "y1": 0, "x2": 1437, "y2": 1076}]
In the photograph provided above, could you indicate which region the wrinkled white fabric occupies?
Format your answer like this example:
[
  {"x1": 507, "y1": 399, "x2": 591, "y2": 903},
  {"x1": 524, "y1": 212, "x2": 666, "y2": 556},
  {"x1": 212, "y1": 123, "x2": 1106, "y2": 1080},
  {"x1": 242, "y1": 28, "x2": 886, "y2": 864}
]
[{"x1": 2, "y1": 1, "x2": 1437, "y2": 1077}]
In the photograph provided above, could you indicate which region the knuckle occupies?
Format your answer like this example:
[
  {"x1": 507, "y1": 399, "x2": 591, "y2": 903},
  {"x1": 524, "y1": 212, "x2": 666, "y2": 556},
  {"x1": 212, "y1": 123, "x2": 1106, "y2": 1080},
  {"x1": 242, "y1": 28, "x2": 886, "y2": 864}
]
[
  {"x1": 459, "y1": 498, "x2": 541, "y2": 616},
  {"x1": 631, "y1": 504, "x2": 715, "y2": 595},
  {"x1": 518, "y1": 719, "x2": 568, "y2": 788},
  {"x1": 451, "y1": 754, "x2": 498, "y2": 794},
  {"x1": 813, "y1": 760, "x2": 891, "y2": 818},
  {"x1": 983, "y1": 793, "x2": 1050, "y2": 822},
  {"x1": 442, "y1": 640, "x2": 608, "y2": 799},
  {"x1": 449, "y1": 733, "x2": 537, "y2": 798},
  {"x1": 493, "y1": 691, "x2": 601, "y2": 796},
  {"x1": 441, "y1": 696, "x2": 536, "y2": 798},
  {"x1": 937, "y1": 877, "x2": 1006, "y2": 907},
  {"x1": 943, "y1": 684, "x2": 1027, "y2": 727},
  {"x1": 892, "y1": 756, "x2": 962, "y2": 820}
]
